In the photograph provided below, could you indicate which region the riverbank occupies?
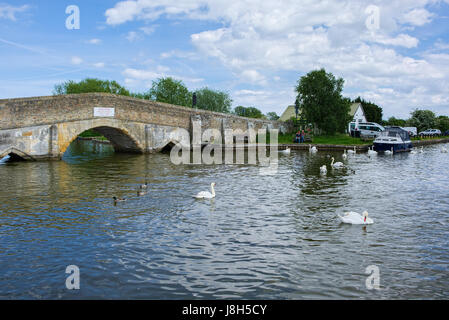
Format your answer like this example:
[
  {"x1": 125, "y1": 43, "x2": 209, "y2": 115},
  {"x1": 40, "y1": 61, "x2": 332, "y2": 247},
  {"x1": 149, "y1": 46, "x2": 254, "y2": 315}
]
[
  {"x1": 412, "y1": 137, "x2": 449, "y2": 146},
  {"x1": 279, "y1": 137, "x2": 449, "y2": 152},
  {"x1": 279, "y1": 144, "x2": 370, "y2": 151},
  {"x1": 278, "y1": 133, "x2": 369, "y2": 146}
]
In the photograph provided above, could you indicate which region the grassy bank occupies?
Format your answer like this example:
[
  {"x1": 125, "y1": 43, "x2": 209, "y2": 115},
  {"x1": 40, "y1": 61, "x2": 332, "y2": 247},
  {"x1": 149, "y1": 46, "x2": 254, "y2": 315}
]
[
  {"x1": 78, "y1": 129, "x2": 109, "y2": 141},
  {"x1": 278, "y1": 133, "x2": 371, "y2": 145}
]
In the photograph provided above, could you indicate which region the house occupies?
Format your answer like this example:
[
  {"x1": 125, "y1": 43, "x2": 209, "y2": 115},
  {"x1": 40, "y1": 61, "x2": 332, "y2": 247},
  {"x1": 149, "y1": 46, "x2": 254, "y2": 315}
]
[
  {"x1": 349, "y1": 102, "x2": 367, "y2": 123},
  {"x1": 279, "y1": 105, "x2": 299, "y2": 121},
  {"x1": 281, "y1": 102, "x2": 366, "y2": 123}
]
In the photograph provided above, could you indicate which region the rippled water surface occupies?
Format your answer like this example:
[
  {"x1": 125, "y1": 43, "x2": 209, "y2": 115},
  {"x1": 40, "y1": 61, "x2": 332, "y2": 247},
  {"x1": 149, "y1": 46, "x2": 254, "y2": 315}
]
[{"x1": 1, "y1": 140, "x2": 448, "y2": 299}]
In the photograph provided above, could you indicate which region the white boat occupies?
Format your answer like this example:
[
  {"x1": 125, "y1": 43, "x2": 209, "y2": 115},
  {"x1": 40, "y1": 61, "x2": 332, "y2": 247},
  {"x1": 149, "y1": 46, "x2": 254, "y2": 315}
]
[{"x1": 373, "y1": 126, "x2": 413, "y2": 153}]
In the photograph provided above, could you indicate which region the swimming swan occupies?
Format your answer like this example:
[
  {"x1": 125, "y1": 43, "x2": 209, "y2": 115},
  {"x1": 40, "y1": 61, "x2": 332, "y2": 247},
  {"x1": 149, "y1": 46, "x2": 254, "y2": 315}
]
[
  {"x1": 441, "y1": 146, "x2": 448, "y2": 153},
  {"x1": 419, "y1": 146, "x2": 424, "y2": 153},
  {"x1": 309, "y1": 145, "x2": 318, "y2": 153},
  {"x1": 338, "y1": 211, "x2": 374, "y2": 225},
  {"x1": 194, "y1": 183, "x2": 216, "y2": 199},
  {"x1": 347, "y1": 146, "x2": 356, "y2": 154},
  {"x1": 331, "y1": 157, "x2": 344, "y2": 169},
  {"x1": 385, "y1": 147, "x2": 393, "y2": 155},
  {"x1": 342, "y1": 149, "x2": 348, "y2": 160},
  {"x1": 368, "y1": 146, "x2": 377, "y2": 156},
  {"x1": 320, "y1": 165, "x2": 327, "y2": 174},
  {"x1": 281, "y1": 148, "x2": 291, "y2": 154}
]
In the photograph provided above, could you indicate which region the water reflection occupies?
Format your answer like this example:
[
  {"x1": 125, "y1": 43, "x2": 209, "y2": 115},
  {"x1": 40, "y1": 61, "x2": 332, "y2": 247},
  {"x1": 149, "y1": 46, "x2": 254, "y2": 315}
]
[{"x1": 0, "y1": 140, "x2": 448, "y2": 299}]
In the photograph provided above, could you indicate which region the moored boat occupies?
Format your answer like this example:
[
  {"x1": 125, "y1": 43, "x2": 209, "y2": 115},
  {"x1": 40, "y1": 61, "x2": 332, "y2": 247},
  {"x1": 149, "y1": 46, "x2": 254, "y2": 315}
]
[{"x1": 373, "y1": 126, "x2": 413, "y2": 153}]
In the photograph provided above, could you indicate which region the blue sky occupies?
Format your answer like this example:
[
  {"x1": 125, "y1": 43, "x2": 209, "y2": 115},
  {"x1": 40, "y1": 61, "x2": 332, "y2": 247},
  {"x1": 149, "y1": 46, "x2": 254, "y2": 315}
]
[{"x1": 1, "y1": 0, "x2": 449, "y2": 119}]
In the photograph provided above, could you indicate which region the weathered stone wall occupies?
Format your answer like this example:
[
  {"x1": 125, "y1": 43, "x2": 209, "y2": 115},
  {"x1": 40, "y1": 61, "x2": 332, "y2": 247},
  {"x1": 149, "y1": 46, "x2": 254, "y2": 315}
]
[
  {"x1": 0, "y1": 125, "x2": 53, "y2": 160},
  {"x1": 0, "y1": 93, "x2": 287, "y2": 160}
]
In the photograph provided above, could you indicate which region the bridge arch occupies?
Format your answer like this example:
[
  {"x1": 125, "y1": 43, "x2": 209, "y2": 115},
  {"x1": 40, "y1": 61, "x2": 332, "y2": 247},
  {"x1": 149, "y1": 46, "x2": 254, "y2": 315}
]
[
  {"x1": 0, "y1": 147, "x2": 35, "y2": 161},
  {"x1": 59, "y1": 120, "x2": 145, "y2": 157}
]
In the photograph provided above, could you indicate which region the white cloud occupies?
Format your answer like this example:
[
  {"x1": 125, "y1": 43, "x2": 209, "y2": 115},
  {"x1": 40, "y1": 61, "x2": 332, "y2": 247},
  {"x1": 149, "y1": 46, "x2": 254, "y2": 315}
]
[
  {"x1": 93, "y1": 62, "x2": 105, "y2": 68},
  {"x1": 105, "y1": 0, "x2": 449, "y2": 118},
  {"x1": 123, "y1": 68, "x2": 160, "y2": 80},
  {"x1": 126, "y1": 31, "x2": 141, "y2": 42},
  {"x1": 140, "y1": 25, "x2": 156, "y2": 35},
  {"x1": 87, "y1": 38, "x2": 102, "y2": 45},
  {"x1": 239, "y1": 70, "x2": 267, "y2": 85},
  {"x1": 401, "y1": 8, "x2": 434, "y2": 26},
  {"x1": 71, "y1": 56, "x2": 83, "y2": 65},
  {"x1": 371, "y1": 34, "x2": 419, "y2": 48},
  {"x1": 105, "y1": 0, "x2": 203, "y2": 25},
  {"x1": 235, "y1": 89, "x2": 268, "y2": 96},
  {"x1": 0, "y1": 4, "x2": 29, "y2": 21},
  {"x1": 160, "y1": 50, "x2": 199, "y2": 60},
  {"x1": 105, "y1": 0, "x2": 141, "y2": 25},
  {"x1": 434, "y1": 40, "x2": 449, "y2": 51},
  {"x1": 125, "y1": 26, "x2": 157, "y2": 42}
]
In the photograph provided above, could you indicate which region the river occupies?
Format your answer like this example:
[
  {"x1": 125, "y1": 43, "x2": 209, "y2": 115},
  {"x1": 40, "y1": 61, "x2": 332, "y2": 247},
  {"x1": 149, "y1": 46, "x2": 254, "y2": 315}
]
[{"x1": 0, "y1": 139, "x2": 448, "y2": 299}]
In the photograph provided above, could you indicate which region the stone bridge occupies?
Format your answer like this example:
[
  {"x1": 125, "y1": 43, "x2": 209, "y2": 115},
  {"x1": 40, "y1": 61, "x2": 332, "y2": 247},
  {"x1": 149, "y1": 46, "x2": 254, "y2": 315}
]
[{"x1": 0, "y1": 93, "x2": 286, "y2": 160}]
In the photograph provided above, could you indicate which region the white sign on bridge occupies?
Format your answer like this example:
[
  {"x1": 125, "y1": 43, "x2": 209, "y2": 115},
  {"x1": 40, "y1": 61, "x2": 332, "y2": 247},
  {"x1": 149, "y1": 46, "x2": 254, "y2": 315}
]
[{"x1": 94, "y1": 107, "x2": 115, "y2": 117}]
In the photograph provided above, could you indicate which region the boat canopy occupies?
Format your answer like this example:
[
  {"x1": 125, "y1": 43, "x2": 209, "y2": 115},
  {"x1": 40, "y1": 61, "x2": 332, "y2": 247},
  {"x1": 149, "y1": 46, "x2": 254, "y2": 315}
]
[{"x1": 381, "y1": 126, "x2": 411, "y2": 141}]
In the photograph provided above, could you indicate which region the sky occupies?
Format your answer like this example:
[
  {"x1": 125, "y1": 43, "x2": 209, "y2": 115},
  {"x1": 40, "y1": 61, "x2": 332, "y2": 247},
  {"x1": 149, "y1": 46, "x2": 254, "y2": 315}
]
[{"x1": 0, "y1": 0, "x2": 449, "y2": 119}]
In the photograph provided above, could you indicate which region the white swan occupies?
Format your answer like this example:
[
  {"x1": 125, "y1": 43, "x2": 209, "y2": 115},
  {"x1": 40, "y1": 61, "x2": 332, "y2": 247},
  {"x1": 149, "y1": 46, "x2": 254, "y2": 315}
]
[
  {"x1": 441, "y1": 146, "x2": 448, "y2": 153},
  {"x1": 410, "y1": 149, "x2": 417, "y2": 154},
  {"x1": 320, "y1": 165, "x2": 327, "y2": 174},
  {"x1": 419, "y1": 146, "x2": 424, "y2": 153},
  {"x1": 385, "y1": 147, "x2": 393, "y2": 155},
  {"x1": 342, "y1": 149, "x2": 348, "y2": 160},
  {"x1": 280, "y1": 148, "x2": 291, "y2": 154},
  {"x1": 347, "y1": 146, "x2": 356, "y2": 154},
  {"x1": 331, "y1": 157, "x2": 344, "y2": 169},
  {"x1": 338, "y1": 211, "x2": 374, "y2": 225},
  {"x1": 194, "y1": 182, "x2": 216, "y2": 199},
  {"x1": 368, "y1": 146, "x2": 378, "y2": 156},
  {"x1": 309, "y1": 145, "x2": 318, "y2": 153}
]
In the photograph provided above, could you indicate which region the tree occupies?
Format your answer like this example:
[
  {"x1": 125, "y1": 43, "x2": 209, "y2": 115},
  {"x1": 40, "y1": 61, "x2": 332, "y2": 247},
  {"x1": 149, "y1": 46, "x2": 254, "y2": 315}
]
[
  {"x1": 354, "y1": 97, "x2": 383, "y2": 124},
  {"x1": 195, "y1": 87, "x2": 232, "y2": 113},
  {"x1": 233, "y1": 106, "x2": 265, "y2": 119},
  {"x1": 53, "y1": 78, "x2": 131, "y2": 96},
  {"x1": 266, "y1": 112, "x2": 280, "y2": 121},
  {"x1": 408, "y1": 109, "x2": 436, "y2": 133},
  {"x1": 384, "y1": 116, "x2": 407, "y2": 127},
  {"x1": 147, "y1": 77, "x2": 191, "y2": 107},
  {"x1": 131, "y1": 92, "x2": 152, "y2": 100},
  {"x1": 295, "y1": 69, "x2": 350, "y2": 135},
  {"x1": 436, "y1": 115, "x2": 449, "y2": 133}
]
